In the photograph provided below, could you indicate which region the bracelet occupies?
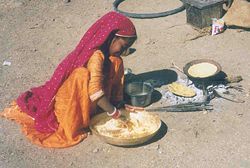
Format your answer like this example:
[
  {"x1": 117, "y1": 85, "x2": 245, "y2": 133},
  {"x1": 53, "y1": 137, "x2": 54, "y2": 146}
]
[
  {"x1": 107, "y1": 107, "x2": 121, "y2": 119},
  {"x1": 107, "y1": 107, "x2": 117, "y2": 116}
]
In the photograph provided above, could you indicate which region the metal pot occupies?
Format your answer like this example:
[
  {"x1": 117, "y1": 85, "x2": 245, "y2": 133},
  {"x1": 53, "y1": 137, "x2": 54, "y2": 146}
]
[{"x1": 125, "y1": 82, "x2": 154, "y2": 107}]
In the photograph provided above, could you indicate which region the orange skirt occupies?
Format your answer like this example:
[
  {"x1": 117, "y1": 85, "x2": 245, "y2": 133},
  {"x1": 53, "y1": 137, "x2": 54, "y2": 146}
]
[{"x1": 0, "y1": 68, "x2": 93, "y2": 148}]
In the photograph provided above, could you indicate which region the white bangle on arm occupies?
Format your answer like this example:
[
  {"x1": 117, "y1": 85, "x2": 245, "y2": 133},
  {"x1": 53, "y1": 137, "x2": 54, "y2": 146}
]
[{"x1": 107, "y1": 107, "x2": 121, "y2": 119}]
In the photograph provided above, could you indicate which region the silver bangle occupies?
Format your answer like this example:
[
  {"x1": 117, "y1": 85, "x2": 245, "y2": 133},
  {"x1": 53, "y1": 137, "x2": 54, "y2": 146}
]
[{"x1": 107, "y1": 107, "x2": 117, "y2": 116}]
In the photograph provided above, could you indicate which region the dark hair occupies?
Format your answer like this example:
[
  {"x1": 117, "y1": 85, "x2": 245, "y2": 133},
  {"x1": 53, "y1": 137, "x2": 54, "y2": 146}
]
[
  {"x1": 100, "y1": 31, "x2": 116, "y2": 58},
  {"x1": 100, "y1": 33, "x2": 137, "y2": 74},
  {"x1": 116, "y1": 35, "x2": 137, "y2": 46}
]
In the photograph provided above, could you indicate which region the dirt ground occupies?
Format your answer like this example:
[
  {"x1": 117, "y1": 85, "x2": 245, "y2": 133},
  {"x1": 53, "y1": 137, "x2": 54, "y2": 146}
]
[{"x1": 0, "y1": 0, "x2": 250, "y2": 168}]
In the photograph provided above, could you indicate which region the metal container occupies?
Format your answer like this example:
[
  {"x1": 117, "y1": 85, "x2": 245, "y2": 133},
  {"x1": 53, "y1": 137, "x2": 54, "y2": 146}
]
[
  {"x1": 182, "y1": 0, "x2": 224, "y2": 28},
  {"x1": 125, "y1": 82, "x2": 154, "y2": 107}
]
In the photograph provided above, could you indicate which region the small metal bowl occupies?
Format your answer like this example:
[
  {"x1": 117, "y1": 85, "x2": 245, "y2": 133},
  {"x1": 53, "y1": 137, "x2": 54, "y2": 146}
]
[{"x1": 125, "y1": 82, "x2": 154, "y2": 107}]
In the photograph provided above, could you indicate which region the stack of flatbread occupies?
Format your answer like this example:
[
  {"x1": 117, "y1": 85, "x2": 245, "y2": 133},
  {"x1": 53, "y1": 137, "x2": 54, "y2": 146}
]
[{"x1": 167, "y1": 82, "x2": 196, "y2": 97}]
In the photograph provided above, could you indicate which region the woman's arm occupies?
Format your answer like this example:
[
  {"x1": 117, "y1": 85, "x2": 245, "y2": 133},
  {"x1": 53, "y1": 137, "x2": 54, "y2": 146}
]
[
  {"x1": 96, "y1": 95, "x2": 115, "y2": 114},
  {"x1": 96, "y1": 95, "x2": 121, "y2": 119},
  {"x1": 87, "y1": 51, "x2": 120, "y2": 118}
]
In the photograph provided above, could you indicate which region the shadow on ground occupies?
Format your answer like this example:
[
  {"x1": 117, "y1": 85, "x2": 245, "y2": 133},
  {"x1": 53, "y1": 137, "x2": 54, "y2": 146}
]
[
  {"x1": 124, "y1": 69, "x2": 178, "y2": 105},
  {"x1": 127, "y1": 69, "x2": 178, "y2": 88}
]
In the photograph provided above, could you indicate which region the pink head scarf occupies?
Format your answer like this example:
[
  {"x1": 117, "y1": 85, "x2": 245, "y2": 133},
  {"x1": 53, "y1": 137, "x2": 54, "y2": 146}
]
[{"x1": 16, "y1": 11, "x2": 137, "y2": 133}]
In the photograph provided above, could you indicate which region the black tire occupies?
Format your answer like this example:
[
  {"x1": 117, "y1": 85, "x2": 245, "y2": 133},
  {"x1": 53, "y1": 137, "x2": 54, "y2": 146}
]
[{"x1": 113, "y1": 0, "x2": 186, "y2": 19}]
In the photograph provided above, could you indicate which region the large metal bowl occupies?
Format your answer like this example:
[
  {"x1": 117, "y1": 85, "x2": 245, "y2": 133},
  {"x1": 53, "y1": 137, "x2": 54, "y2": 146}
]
[
  {"x1": 125, "y1": 82, "x2": 154, "y2": 107},
  {"x1": 183, "y1": 59, "x2": 222, "y2": 79},
  {"x1": 89, "y1": 110, "x2": 161, "y2": 146}
]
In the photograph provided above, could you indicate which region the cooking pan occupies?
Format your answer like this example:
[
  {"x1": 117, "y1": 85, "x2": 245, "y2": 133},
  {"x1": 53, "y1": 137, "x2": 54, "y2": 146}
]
[{"x1": 183, "y1": 59, "x2": 222, "y2": 79}]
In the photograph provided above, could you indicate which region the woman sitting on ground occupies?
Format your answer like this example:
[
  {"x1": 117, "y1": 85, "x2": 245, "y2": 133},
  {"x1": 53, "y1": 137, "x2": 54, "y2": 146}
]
[{"x1": 0, "y1": 11, "x2": 137, "y2": 148}]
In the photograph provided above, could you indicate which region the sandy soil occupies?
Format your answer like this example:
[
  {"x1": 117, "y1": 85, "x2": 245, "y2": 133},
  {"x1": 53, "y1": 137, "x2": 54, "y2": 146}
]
[{"x1": 0, "y1": 0, "x2": 250, "y2": 168}]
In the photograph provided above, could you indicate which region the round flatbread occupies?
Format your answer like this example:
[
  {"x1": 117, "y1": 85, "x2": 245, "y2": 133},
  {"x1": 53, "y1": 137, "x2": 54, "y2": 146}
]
[
  {"x1": 188, "y1": 62, "x2": 218, "y2": 78},
  {"x1": 167, "y1": 82, "x2": 196, "y2": 97}
]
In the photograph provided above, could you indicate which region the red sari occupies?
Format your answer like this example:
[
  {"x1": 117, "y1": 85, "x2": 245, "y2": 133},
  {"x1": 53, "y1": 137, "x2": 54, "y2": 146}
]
[
  {"x1": 1, "y1": 51, "x2": 124, "y2": 148},
  {"x1": 0, "y1": 11, "x2": 136, "y2": 148}
]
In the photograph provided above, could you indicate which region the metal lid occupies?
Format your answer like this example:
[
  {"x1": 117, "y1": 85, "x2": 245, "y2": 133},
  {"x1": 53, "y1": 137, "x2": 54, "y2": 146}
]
[{"x1": 182, "y1": 0, "x2": 224, "y2": 9}]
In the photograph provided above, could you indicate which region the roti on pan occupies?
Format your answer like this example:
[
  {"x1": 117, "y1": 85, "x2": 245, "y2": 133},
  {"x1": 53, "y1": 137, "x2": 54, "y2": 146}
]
[{"x1": 188, "y1": 62, "x2": 218, "y2": 78}]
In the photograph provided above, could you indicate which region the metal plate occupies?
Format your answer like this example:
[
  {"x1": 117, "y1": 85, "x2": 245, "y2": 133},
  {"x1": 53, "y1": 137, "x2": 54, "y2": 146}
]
[
  {"x1": 89, "y1": 111, "x2": 161, "y2": 146},
  {"x1": 183, "y1": 59, "x2": 222, "y2": 79}
]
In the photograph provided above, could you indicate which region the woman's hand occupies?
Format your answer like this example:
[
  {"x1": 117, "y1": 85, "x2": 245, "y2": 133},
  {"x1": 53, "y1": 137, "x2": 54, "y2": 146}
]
[
  {"x1": 107, "y1": 107, "x2": 121, "y2": 119},
  {"x1": 124, "y1": 104, "x2": 144, "y2": 112},
  {"x1": 96, "y1": 95, "x2": 121, "y2": 119}
]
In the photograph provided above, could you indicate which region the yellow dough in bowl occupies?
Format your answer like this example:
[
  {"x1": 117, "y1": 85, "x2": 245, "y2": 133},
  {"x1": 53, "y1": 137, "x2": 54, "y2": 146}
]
[{"x1": 93, "y1": 112, "x2": 159, "y2": 139}]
